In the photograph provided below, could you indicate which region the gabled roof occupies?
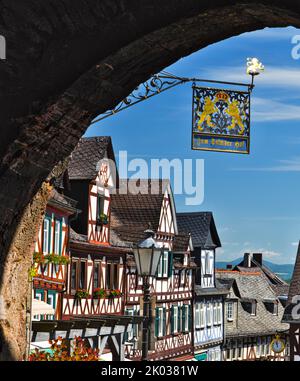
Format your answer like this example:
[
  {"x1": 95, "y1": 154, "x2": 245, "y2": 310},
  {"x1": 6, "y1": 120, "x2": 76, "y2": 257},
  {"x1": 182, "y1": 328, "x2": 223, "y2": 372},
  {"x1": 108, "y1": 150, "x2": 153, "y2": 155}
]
[
  {"x1": 68, "y1": 136, "x2": 115, "y2": 181},
  {"x1": 173, "y1": 233, "x2": 193, "y2": 253},
  {"x1": 176, "y1": 212, "x2": 221, "y2": 249},
  {"x1": 217, "y1": 270, "x2": 289, "y2": 337},
  {"x1": 282, "y1": 242, "x2": 300, "y2": 323},
  {"x1": 111, "y1": 179, "x2": 177, "y2": 244}
]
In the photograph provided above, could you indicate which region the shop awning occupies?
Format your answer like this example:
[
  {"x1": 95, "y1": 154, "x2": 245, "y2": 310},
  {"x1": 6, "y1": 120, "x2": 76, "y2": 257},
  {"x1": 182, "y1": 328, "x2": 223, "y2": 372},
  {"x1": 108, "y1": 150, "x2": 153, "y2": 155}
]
[{"x1": 31, "y1": 299, "x2": 55, "y2": 316}]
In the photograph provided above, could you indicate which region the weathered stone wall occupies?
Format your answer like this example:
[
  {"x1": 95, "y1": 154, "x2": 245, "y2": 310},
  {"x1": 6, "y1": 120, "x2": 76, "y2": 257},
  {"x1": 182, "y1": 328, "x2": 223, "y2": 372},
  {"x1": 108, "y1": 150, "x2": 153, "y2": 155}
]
[{"x1": 0, "y1": 183, "x2": 52, "y2": 360}]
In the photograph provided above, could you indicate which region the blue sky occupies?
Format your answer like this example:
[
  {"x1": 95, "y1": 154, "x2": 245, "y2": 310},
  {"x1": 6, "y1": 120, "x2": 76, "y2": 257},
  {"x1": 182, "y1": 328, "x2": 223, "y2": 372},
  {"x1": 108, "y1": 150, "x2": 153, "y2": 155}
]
[{"x1": 86, "y1": 27, "x2": 300, "y2": 265}]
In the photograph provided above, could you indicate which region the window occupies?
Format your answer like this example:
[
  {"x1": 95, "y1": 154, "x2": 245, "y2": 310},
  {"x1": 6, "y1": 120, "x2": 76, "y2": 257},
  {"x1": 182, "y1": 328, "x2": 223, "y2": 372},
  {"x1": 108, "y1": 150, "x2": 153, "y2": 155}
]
[
  {"x1": 217, "y1": 303, "x2": 222, "y2": 325},
  {"x1": 79, "y1": 262, "x2": 86, "y2": 289},
  {"x1": 53, "y1": 219, "x2": 62, "y2": 255},
  {"x1": 155, "y1": 307, "x2": 166, "y2": 337},
  {"x1": 213, "y1": 303, "x2": 218, "y2": 325},
  {"x1": 171, "y1": 306, "x2": 179, "y2": 334},
  {"x1": 180, "y1": 270, "x2": 185, "y2": 286},
  {"x1": 261, "y1": 337, "x2": 267, "y2": 357},
  {"x1": 70, "y1": 260, "x2": 87, "y2": 291},
  {"x1": 93, "y1": 262, "x2": 101, "y2": 289},
  {"x1": 195, "y1": 303, "x2": 201, "y2": 329},
  {"x1": 42, "y1": 218, "x2": 51, "y2": 254},
  {"x1": 207, "y1": 304, "x2": 212, "y2": 327},
  {"x1": 157, "y1": 251, "x2": 169, "y2": 278},
  {"x1": 227, "y1": 302, "x2": 233, "y2": 321},
  {"x1": 204, "y1": 251, "x2": 213, "y2": 275},
  {"x1": 200, "y1": 303, "x2": 205, "y2": 328},
  {"x1": 71, "y1": 261, "x2": 77, "y2": 291},
  {"x1": 125, "y1": 309, "x2": 139, "y2": 342},
  {"x1": 96, "y1": 194, "x2": 105, "y2": 220},
  {"x1": 182, "y1": 305, "x2": 190, "y2": 332},
  {"x1": 106, "y1": 262, "x2": 119, "y2": 289}
]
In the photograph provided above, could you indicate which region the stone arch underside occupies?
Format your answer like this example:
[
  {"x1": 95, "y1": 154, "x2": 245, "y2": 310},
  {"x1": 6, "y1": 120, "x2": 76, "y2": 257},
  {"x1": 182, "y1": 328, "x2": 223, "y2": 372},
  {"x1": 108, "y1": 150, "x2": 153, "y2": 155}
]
[{"x1": 0, "y1": 0, "x2": 300, "y2": 360}]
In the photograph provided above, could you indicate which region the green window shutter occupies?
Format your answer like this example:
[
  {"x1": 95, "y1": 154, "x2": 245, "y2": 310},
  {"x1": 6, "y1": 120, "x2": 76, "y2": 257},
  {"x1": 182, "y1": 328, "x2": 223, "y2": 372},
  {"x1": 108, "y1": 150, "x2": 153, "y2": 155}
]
[
  {"x1": 188, "y1": 305, "x2": 192, "y2": 331},
  {"x1": 182, "y1": 306, "x2": 186, "y2": 332},
  {"x1": 168, "y1": 252, "x2": 173, "y2": 277},
  {"x1": 155, "y1": 308, "x2": 159, "y2": 337},
  {"x1": 124, "y1": 309, "x2": 129, "y2": 341},
  {"x1": 163, "y1": 308, "x2": 166, "y2": 336},
  {"x1": 170, "y1": 306, "x2": 174, "y2": 334}
]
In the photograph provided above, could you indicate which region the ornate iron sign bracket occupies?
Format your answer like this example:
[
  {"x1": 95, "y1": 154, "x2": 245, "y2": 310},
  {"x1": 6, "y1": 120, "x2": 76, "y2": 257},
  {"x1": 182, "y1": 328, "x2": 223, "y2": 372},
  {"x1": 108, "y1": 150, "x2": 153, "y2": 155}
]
[{"x1": 91, "y1": 70, "x2": 254, "y2": 125}]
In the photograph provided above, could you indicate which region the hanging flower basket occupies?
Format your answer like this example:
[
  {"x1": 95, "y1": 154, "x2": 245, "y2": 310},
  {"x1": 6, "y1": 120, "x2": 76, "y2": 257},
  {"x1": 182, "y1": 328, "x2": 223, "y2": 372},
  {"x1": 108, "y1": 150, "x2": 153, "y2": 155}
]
[
  {"x1": 93, "y1": 288, "x2": 106, "y2": 299},
  {"x1": 75, "y1": 290, "x2": 90, "y2": 299}
]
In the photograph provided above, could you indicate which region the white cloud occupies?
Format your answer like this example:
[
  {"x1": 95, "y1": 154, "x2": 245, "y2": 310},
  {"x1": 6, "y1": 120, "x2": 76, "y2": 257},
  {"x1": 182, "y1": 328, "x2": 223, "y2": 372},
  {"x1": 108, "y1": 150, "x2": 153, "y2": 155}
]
[
  {"x1": 252, "y1": 97, "x2": 300, "y2": 122},
  {"x1": 199, "y1": 66, "x2": 300, "y2": 90},
  {"x1": 230, "y1": 156, "x2": 300, "y2": 172},
  {"x1": 291, "y1": 242, "x2": 299, "y2": 246}
]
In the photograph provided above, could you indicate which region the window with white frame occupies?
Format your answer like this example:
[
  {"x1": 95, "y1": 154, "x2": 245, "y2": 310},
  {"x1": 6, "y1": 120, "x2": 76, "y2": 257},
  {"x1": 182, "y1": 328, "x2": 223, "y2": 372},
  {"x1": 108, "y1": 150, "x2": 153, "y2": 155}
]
[
  {"x1": 54, "y1": 219, "x2": 62, "y2": 255},
  {"x1": 195, "y1": 303, "x2": 201, "y2": 329},
  {"x1": 213, "y1": 303, "x2": 217, "y2": 325},
  {"x1": 217, "y1": 303, "x2": 222, "y2": 325},
  {"x1": 125, "y1": 309, "x2": 138, "y2": 342},
  {"x1": 43, "y1": 218, "x2": 51, "y2": 254},
  {"x1": 158, "y1": 308, "x2": 164, "y2": 337},
  {"x1": 262, "y1": 337, "x2": 267, "y2": 357},
  {"x1": 183, "y1": 304, "x2": 189, "y2": 332},
  {"x1": 200, "y1": 303, "x2": 205, "y2": 328},
  {"x1": 173, "y1": 306, "x2": 179, "y2": 334},
  {"x1": 207, "y1": 303, "x2": 212, "y2": 327},
  {"x1": 227, "y1": 302, "x2": 234, "y2": 321},
  {"x1": 157, "y1": 251, "x2": 168, "y2": 278},
  {"x1": 180, "y1": 270, "x2": 185, "y2": 286}
]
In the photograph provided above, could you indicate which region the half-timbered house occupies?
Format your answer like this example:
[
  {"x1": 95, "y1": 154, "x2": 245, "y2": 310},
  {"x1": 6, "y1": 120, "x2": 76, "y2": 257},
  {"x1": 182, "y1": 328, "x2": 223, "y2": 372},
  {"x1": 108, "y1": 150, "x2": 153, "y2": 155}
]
[
  {"x1": 110, "y1": 179, "x2": 195, "y2": 361},
  {"x1": 282, "y1": 241, "x2": 300, "y2": 361},
  {"x1": 32, "y1": 186, "x2": 78, "y2": 321},
  {"x1": 62, "y1": 136, "x2": 127, "y2": 319},
  {"x1": 217, "y1": 256, "x2": 290, "y2": 361},
  {"x1": 177, "y1": 212, "x2": 227, "y2": 361}
]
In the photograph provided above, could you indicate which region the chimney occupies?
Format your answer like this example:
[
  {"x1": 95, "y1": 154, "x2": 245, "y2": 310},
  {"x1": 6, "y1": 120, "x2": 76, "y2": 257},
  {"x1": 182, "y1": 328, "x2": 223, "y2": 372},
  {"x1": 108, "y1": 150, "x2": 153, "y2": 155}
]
[
  {"x1": 243, "y1": 253, "x2": 252, "y2": 268},
  {"x1": 226, "y1": 264, "x2": 233, "y2": 270},
  {"x1": 253, "y1": 253, "x2": 263, "y2": 266}
]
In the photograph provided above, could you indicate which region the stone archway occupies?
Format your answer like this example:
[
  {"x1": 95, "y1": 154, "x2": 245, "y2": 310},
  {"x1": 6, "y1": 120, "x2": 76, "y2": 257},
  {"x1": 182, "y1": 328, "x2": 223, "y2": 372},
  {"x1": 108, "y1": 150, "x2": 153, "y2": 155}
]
[{"x1": 1, "y1": 0, "x2": 300, "y2": 360}]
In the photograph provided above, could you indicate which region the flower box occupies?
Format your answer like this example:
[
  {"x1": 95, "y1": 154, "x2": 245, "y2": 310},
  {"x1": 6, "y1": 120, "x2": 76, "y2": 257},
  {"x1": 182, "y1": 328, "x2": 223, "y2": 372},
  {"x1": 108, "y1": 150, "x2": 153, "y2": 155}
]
[
  {"x1": 108, "y1": 289, "x2": 122, "y2": 298},
  {"x1": 93, "y1": 288, "x2": 106, "y2": 299},
  {"x1": 75, "y1": 290, "x2": 90, "y2": 299}
]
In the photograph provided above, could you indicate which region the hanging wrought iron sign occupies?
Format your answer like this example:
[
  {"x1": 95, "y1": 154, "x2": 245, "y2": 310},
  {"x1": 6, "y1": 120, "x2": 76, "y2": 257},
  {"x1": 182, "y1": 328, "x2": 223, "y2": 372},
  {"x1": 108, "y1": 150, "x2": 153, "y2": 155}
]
[{"x1": 192, "y1": 86, "x2": 251, "y2": 154}]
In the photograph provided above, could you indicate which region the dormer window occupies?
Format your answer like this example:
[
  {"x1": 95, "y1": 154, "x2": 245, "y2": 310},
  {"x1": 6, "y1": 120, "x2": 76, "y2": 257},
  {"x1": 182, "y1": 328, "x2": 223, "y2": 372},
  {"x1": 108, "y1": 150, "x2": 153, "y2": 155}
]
[{"x1": 265, "y1": 301, "x2": 278, "y2": 315}]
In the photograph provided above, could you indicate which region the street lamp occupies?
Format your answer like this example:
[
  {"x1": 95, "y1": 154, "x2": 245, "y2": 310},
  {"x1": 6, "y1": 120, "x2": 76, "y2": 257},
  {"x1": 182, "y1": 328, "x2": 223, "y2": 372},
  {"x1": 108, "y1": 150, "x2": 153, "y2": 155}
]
[{"x1": 133, "y1": 228, "x2": 162, "y2": 361}]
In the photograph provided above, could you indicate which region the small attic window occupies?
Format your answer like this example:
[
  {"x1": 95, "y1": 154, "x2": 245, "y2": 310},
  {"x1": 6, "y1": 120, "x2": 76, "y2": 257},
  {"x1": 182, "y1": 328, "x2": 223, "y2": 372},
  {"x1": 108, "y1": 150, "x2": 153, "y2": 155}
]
[
  {"x1": 265, "y1": 301, "x2": 278, "y2": 315},
  {"x1": 241, "y1": 301, "x2": 256, "y2": 316}
]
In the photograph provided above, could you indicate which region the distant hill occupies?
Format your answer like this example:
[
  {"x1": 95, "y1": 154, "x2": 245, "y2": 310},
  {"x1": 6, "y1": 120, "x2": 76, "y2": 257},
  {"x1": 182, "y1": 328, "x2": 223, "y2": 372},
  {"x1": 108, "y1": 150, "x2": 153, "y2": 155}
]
[{"x1": 216, "y1": 257, "x2": 294, "y2": 282}]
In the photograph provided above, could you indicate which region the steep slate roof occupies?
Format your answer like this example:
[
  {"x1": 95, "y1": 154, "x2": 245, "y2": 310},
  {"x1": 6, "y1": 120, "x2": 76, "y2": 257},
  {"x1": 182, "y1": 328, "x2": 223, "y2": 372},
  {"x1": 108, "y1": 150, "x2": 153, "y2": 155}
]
[
  {"x1": 48, "y1": 188, "x2": 78, "y2": 213},
  {"x1": 68, "y1": 136, "x2": 114, "y2": 180},
  {"x1": 173, "y1": 233, "x2": 192, "y2": 253},
  {"x1": 176, "y1": 212, "x2": 221, "y2": 249},
  {"x1": 111, "y1": 179, "x2": 176, "y2": 244},
  {"x1": 217, "y1": 270, "x2": 289, "y2": 337},
  {"x1": 282, "y1": 242, "x2": 300, "y2": 323}
]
